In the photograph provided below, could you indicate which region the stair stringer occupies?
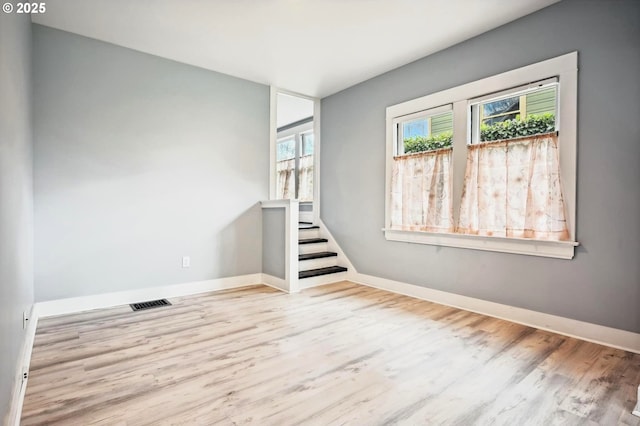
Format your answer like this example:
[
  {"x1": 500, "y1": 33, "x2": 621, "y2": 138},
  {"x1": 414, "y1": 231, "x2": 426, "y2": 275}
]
[{"x1": 317, "y1": 218, "x2": 358, "y2": 280}]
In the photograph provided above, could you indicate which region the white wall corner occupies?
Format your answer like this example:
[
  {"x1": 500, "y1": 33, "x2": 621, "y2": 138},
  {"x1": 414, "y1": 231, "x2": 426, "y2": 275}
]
[
  {"x1": 261, "y1": 273, "x2": 289, "y2": 293},
  {"x1": 6, "y1": 303, "x2": 39, "y2": 426},
  {"x1": 351, "y1": 272, "x2": 640, "y2": 355},
  {"x1": 633, "y1": 385, "x2": 640, "y2": 417}
]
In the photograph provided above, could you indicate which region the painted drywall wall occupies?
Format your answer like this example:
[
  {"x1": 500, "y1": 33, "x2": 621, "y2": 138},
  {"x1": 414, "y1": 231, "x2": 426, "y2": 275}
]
[
  {"x1": 0, "y1": 13, "x2": 34, "y2": 421},
  {"x1": 321, "y1": 0, "x2": 640, "y2": 333},
  {"x1": 33, "y1": 25, "x2": 269, "y2": 301},
  {"x1": 262, "y1": 208, "x2": 286, "y2": 279}
]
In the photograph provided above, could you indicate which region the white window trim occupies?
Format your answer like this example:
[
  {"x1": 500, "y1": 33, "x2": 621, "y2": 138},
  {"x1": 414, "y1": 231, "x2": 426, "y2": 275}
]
[{"x1": 384, "y1": 52, "x2": 578, "y2": 259}]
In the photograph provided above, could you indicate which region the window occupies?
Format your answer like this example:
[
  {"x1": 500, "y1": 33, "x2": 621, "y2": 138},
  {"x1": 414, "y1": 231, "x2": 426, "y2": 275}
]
[
  {"x1": 391, "y1": 105, "x2": 454, "y2": 233},
  {"x1": 385, "y1": 52, "x2": 578, "y2": 259},
  {"x1": 275, "y1": 121, "x2": 314, "y2": 201},
  {"x1": 276, "y1": 136, "x2": 296, "y2": 200},
  {"x1": 298, "y1": 131, "x2": 314, "y2": 201},
  {"x1": 396, "y1": 105, "x2": 453, "y2": 155},
  {"x1": 301, "y1": 131, "x2": 314, "y2": 156},
  {"x1": 470, "y1": 79, "x2": 558, "y2": 144},
  {"x1": 478, "y1": 86, "x2": 557, "y2": 126},
  {"x1": 277, "y1": 136, "x2": 296, "y2": 161}
]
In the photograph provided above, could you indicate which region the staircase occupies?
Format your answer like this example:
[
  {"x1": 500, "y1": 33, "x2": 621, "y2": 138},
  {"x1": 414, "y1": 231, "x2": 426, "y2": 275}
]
[{"x1": 298, "y1": 222, "x2": 347, "y2": 288}]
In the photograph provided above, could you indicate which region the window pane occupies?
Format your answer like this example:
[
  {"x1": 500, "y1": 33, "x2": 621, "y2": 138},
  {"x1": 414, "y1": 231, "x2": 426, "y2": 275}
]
[
  {"x1": 403, "y1": 118, "x2": 428, "y2": 139},
  {"x1": 482, "y1": 96, "x2": 520, "y2": 118},
  {"x1": 302, "y1": 132, "x2": 314, "y2": 156},
  {"x1": 276, "y1": 137, "x2": 295, "y2": 161},
  {"x1": 474, "y1": 85, "x2": 557, "y2": 143},
  {"x1": 430, "y1": 111, "x2": 453, "y2": 137},
  {"x1": 401, "y1": 111, "x2": 453, "y2": 155},
  {"x1": 298, "y1": 155, "x2": 313, "y2": 202},
  {"x1": 526, "y1": 86, "x2": 556, "y2": 116}
]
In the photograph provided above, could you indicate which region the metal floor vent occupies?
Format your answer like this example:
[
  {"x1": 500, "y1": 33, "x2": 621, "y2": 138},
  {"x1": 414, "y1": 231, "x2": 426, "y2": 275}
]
[{"x1": 130, "y1": 299, "x2": 172, "y2": 311}]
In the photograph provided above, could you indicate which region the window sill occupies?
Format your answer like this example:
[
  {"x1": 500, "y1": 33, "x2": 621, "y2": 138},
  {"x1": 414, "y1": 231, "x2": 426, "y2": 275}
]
[{"x1": 383, "y1": 229, "x2": 578, "y2": 259}]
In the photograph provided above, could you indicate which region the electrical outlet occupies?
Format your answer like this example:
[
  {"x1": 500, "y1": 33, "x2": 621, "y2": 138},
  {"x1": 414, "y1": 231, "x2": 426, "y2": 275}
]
[
  {"x1": 23, "y1": 311, "x2": 29, "y2": 330},
  {"x1": 182, "y1": 256, "x2": 190, "y2": 268}
]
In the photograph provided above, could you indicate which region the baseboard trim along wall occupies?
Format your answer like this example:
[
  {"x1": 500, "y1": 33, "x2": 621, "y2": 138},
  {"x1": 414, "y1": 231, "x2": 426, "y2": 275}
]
[
  {"x1": 5, "y1": 304, "x2": 39, "y2": 426},
  {"x1": 36, "y1": 273, "x2": 263, "y2": 318},
  {"x1": 8, "y1": 273, "x2": 268, "y2": 424},
  {"x1": 350, "y1": 272, "x2": 640, "y2": 354},
  {"x1": 10, "y1": 269, "x2": 639, "y2": 424},
  {"x1": 261, "y1": 273, "x2": 289, "y2": 293},
  {"x1": 315, "y1": 221, "x2": 639, "y2": 353},
  {"x1": 32, "y1": 269, "x2": 640, "y2": 353}
]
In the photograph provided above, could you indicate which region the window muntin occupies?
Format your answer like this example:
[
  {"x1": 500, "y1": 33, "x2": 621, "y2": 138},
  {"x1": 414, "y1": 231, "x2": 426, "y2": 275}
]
[
  {"x1": 481, "y1": 96, "x2": 521, "y2": 125},
  {"x1": 384, "y1": 53, "x2": 578, "y2": 259}
]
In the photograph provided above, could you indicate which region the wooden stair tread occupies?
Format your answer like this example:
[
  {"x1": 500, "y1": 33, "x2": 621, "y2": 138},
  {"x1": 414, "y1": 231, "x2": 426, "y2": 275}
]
[
  {"x1": 299, "y1": 252, "x2": 338, "y2": 261},
  {"x1": 299, "y1": 238, "x2": 328, "y2": 245},
  {"x1": 299, "y1": 266, "x2": 348, "y2": 279},
  {"x1": 299, "y1": 225, "x2": 320, "y2": 230}
]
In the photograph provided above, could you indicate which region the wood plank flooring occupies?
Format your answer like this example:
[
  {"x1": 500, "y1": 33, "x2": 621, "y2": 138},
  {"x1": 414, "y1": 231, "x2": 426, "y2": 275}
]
[{"x1": 22, "y1": 281, "x2": 640, "y2": 425}]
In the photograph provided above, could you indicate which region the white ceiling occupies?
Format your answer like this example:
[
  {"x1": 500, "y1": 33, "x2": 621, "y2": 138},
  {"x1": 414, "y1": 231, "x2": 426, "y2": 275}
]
[{"x1": 33, "y1": 0, "x2": 560, "y2": 98}]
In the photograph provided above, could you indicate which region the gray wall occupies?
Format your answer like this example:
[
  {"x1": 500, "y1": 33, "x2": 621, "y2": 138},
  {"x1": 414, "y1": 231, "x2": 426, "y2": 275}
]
[
  {"x1": 321, "y1": 0, "x2": 640, "y2": 333},
  {"x1": 0, "y1": 13, "x2": 34, "y2": 421},
  {"x1": 262, "y1": 208, "x2": 286, "y2": 279},
  {"x1": 33, "y1": 25, "x2": 269, "y2": 301}
]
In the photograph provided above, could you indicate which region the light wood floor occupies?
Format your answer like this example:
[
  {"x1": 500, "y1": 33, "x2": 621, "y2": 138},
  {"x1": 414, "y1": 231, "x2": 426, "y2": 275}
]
[{"x1": 22, "y1": 281, "x2": 640, "y2": 425}]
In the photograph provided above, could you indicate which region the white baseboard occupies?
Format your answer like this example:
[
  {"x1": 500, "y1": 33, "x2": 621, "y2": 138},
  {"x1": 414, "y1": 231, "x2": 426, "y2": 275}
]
[
  {"x1": 36, "y1": 273, "x2": 263, "y2": 318},
  {"x1": 633, "y1": 385, "x2": 640, "y2": 417},
  {"x1": 351, "y1": 272, "x2": 640, "y2": 354},
  {"x1": 261, "y1": 273, "x2": 288, "y2": 293},
  {"x1": 5, "y1": 304, "x2": 39, "y2": 426}
]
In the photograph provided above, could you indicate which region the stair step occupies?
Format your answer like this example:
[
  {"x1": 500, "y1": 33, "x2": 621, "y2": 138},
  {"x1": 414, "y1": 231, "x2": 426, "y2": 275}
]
[
  {"x1": 299, "y1": 251, "x2": 337, "y2": 261},
  {"x1": 299, "y1": 266, "x2": 348, "y2": 279},
  {"x1": 299, "y1": 225, "x2": 320, "y2": 230},
  {"x1": 299, "y1": 221, "x2": 313, "y2": 225},
  {"x1": 299, "y1": 238, "x2": 328, "y2": 245}
]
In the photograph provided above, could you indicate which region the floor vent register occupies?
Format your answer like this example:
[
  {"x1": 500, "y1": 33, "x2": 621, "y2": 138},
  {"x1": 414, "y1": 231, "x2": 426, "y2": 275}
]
[{"x1": 130, "y1": 299, "x2": 172, "y2": 311}]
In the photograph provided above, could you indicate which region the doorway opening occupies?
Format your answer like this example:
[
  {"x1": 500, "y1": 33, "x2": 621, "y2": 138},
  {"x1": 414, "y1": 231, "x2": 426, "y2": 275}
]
[{"x1": 272, "y1": 90, "x2": 318, "y2": 222}]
